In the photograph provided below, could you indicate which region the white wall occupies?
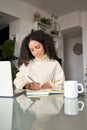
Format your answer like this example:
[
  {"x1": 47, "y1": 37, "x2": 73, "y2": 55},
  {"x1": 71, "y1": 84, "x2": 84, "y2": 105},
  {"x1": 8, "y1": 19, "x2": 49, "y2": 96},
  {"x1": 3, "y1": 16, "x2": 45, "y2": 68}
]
[
  {"x1": 64, "y1": 36, "x2": 83, "y2": 84},
  {"x1": 59, "y1": 11, "x2": 81, "y2": 30},
  {"x1": 10, "y1": 19, "x2": 32, "y2": 57},
  {"x1": 55, "y1": 37, "x2": 64, "y2": 68},
  {"x1": 81, "y1": 12, "x2": 87, "y2": 87}
]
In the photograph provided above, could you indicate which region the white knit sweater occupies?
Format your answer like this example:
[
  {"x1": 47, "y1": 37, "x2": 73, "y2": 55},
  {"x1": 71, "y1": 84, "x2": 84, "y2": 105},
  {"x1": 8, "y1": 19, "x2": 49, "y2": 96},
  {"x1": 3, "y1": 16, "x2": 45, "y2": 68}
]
[{"x1": 14, "y1": 55, "x2": 65, "y2": 89}]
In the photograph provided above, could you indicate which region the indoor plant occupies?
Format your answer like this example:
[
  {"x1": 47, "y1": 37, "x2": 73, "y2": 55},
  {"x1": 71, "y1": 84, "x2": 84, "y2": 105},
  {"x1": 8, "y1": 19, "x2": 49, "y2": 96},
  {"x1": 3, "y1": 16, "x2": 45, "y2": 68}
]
[{"x1": 0, "y1": 39, "x2": 18, "y2": 80}]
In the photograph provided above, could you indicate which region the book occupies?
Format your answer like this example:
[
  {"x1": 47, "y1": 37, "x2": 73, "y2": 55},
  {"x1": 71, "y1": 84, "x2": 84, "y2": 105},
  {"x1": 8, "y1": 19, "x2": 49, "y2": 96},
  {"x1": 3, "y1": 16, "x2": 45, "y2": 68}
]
[
  {"x1": 26, "y1": 89, "x2": 49, "y2": 97},
  {"x1": 26, "y1": 89, "x2": 64, "y2": 97},
  {"x1": 46, "y1": 89, "x2": 64, "y2": 94}
]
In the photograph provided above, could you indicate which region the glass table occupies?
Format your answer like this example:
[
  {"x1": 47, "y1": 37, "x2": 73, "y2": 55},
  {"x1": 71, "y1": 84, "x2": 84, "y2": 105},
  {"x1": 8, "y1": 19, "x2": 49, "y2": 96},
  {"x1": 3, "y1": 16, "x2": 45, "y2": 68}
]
[{"x1": 0, "y1": 93, "x2": 87, "y2": 130}]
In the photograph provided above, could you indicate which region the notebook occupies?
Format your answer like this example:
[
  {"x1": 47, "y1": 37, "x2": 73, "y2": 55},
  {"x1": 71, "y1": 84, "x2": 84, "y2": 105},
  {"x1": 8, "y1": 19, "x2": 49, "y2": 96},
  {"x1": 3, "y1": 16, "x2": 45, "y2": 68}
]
[
  {"x1": 26, "y1": 89, "x2": 64, "y2": 97},
  {"x1": 0, "y1": 61, "x2": 25, "y2": 97},
  {"x1": 26, "y1": 89, "x2": 49, "y2": 97},
  {"x1": 47, "y1": 89, "x2": 64, "y2": 94}
]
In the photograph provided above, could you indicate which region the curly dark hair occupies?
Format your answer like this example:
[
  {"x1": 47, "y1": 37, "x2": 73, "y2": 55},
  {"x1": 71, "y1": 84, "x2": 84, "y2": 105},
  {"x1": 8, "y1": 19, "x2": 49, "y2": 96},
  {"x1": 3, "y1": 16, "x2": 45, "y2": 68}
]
[{"x1": 18, "y1": 30, "x2": 59, "y2": 66}]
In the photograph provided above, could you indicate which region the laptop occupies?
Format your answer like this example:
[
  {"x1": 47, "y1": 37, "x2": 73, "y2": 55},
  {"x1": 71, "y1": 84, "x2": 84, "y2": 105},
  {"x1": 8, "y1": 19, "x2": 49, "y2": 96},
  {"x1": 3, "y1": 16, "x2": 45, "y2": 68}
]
[{"x1": 0, "y1": 61, "x2": 25, "y2": 97}]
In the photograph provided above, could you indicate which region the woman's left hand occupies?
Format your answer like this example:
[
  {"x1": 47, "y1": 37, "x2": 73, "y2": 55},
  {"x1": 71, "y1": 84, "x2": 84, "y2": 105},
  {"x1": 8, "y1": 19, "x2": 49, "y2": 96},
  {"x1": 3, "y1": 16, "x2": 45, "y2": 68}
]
[{"x1": 41, "y1": 82, "x2": 52, "y2": 89}]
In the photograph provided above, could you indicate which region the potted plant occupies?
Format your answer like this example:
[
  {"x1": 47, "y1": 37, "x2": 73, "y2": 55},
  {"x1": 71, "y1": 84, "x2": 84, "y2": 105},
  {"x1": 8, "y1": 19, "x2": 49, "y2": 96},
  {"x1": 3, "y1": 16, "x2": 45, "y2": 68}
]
[
  {"x1": 0, "y1": 39, "x2": 18, "y2": 80},
  {"x1": 40, "y1": 17, "x2": 52, "y2": 26}
]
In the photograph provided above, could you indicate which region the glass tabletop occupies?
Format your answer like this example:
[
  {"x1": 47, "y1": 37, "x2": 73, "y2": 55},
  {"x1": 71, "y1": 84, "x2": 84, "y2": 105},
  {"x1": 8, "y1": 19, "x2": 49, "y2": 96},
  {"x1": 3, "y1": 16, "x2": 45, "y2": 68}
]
[{"x1": 0, "y1": 94, "x2": 87, "y2": 130}]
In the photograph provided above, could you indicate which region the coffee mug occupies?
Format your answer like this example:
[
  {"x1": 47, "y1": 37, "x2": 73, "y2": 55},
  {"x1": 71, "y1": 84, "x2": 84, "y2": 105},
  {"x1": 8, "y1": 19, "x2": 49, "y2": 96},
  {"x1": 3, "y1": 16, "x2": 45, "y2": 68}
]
[
  {"x1": 64, "y1": 80, "x2": 84, "y2": 98},
  {"x1": 64, "y1": 98, "x2": 84, "y2": 115}
]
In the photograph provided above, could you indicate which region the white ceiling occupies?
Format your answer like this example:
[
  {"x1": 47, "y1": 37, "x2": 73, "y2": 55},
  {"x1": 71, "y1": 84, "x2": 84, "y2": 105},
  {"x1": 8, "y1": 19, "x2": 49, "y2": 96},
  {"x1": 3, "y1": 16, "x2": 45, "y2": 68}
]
[{"x1": 21, "y1": 0, "x2": 87, "y2": 17}]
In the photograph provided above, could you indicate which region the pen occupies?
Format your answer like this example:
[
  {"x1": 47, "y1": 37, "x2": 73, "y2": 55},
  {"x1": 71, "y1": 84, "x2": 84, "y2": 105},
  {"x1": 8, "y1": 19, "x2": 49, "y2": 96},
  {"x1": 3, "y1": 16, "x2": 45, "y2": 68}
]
[{"x1": 28, "y1": 76, "x2": 35, "y2": 82}]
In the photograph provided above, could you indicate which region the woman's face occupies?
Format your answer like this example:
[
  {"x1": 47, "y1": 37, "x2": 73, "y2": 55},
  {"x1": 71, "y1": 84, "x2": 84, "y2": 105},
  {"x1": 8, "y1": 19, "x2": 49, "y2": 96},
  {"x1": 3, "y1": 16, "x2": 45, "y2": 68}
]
[{"x1": 28, "y1": 40, "x2": 45, "y2": 59}]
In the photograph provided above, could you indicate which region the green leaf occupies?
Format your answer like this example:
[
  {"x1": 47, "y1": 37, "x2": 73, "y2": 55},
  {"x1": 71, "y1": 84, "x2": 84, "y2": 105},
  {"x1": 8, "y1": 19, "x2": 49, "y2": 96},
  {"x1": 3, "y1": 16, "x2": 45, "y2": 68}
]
[{"x1": 1, "y1": 39, "x2": 15, "y2": 59}]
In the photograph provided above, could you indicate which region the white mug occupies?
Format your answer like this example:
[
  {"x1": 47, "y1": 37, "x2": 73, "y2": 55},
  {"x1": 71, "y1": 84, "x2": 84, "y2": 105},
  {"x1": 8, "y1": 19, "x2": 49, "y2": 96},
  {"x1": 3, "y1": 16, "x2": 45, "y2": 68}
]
[
  {"x1": 64, "y1": 80, "x2": 84, "y2": 98},
  {"x1": 64, "y1": 98, "x2": 84, "y2": 115}
]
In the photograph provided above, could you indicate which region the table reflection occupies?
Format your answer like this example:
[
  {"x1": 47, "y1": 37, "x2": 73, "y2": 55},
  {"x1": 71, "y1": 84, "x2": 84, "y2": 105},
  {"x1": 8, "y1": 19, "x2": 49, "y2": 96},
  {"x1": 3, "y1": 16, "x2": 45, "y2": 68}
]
[
  {"x1": 15, "y1": 95, "x2": 64, "y2": 130},
  {"x1": 64, "y1": 97, "x2": 84, "y2": 115},
  {"x1": 0, "y1": 98, "x2": 13, "y2": 130},
  {"x1": 0, "y1": 94, "x2": 86, "y2": 130}
]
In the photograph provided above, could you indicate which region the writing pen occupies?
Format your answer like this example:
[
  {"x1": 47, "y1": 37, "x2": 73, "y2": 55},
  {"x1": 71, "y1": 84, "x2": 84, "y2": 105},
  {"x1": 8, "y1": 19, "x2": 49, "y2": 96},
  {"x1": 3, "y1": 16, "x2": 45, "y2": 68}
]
[{"x1": 28, "y1": 76, "x2": 35, "y2": 82}]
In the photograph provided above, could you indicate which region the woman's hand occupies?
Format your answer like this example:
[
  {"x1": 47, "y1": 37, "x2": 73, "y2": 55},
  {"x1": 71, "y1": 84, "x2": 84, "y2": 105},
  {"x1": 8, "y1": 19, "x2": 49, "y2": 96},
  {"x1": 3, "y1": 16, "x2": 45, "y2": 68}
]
[
  {"x1": 24, "y1": 82, "x2": 41, "y2": 90},
  {"x1": 41, "y1": 82, "x2": 52, "y2": 89}
]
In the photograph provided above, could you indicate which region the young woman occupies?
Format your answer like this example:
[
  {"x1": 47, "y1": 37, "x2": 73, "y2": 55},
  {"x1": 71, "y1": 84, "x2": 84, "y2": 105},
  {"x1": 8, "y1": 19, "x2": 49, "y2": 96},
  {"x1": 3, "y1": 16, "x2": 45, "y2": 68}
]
[{"x1": 14, "y1": 30, "x2": 65, "y2": 90}]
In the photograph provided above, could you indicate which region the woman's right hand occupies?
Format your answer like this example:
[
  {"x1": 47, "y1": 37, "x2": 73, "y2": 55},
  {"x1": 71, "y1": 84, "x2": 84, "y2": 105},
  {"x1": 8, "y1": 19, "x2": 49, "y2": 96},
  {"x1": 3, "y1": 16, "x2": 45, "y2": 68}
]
[{"x1": 24, "y1": 82, "x2": 41, "y2": 90}]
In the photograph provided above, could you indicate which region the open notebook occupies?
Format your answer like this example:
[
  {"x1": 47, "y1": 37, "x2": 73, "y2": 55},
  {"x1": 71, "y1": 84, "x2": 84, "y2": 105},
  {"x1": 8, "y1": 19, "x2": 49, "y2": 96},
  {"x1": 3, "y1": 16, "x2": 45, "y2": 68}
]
[
  {"x1": 0, "y1": 61, "x2": 25, "y2": 97},
  {"x1": 26, "y1": 89, "x2": 64, "y2": 97}
]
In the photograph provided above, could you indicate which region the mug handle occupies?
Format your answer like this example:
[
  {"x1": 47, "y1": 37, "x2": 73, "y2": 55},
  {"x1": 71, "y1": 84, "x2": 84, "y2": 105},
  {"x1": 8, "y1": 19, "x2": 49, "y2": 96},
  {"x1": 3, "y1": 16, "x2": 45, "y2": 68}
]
[
  {"x1": 77, "y1": 83, "x2": 84, "y2": 93},
  {"x1": 78, "y1": 101, "x2": 84, "y2": 111}
]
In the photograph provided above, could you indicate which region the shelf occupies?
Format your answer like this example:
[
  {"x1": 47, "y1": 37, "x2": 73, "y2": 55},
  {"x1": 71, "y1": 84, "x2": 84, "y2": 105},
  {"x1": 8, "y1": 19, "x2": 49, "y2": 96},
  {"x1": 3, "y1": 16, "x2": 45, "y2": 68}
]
[
  {"x1": 48, "y1": 31, "x2": 61, "y2": 38},
  {"x1": 38, "y1": 22, "x2": 53, "y2": 30},
  {"x1": 35, "y1": 22, "x2": 61, "y2": 38}
]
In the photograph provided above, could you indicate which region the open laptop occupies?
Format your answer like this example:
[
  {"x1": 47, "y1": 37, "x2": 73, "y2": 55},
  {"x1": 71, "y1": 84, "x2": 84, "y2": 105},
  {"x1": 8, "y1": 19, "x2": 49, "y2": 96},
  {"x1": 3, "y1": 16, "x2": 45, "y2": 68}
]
[{"x1": 0, "y1": 61, "x2": 25, "y2": 97}]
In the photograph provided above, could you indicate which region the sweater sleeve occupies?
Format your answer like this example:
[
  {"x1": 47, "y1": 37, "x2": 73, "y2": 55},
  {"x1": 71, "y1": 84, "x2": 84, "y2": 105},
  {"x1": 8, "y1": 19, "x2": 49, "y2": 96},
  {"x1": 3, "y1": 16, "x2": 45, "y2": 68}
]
[
  {"x1": 51, "y1": 62, "x2": 65, "y2": 89},
  {"x1": 14, "y1": 64, "x2": 29, "y2": 89}
]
